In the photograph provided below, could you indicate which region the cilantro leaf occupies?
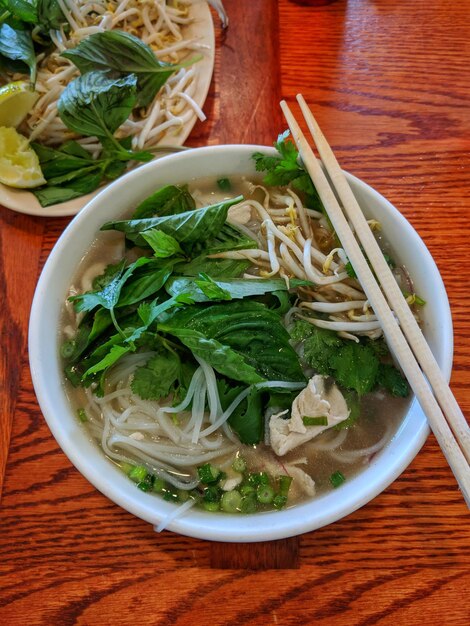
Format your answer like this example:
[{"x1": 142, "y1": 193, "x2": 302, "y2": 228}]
[
  {"x1": 291, "y1": 321, "x2": 342, "y2": 376},
  {"x1": 131, "y1": 351, "x2": 180, "y2": 400},
  {"x1": 252, "y1": 130, "x2": 322, "y2": 209},
  {"x1": 377, "y1": 363, "x2": 410, "y2": 397},
  {"x1": 330, "y1": 343, "x2": 379, "y2": 395}
]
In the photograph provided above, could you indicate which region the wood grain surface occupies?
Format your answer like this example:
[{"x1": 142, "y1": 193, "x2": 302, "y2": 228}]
[{"x1": 1, "y1": 0, "x2": 469, "y2": 623}]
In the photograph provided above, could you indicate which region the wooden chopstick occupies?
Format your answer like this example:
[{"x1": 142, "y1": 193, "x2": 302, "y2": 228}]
[
  {"x1": 280, "y1": 98, "x2": 470, "y2": 507},
  {"x1": 296, "y1": 94, "x2": 470, "y2": 463}
]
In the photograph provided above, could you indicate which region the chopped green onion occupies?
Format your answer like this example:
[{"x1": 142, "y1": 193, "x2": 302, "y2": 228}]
[
  {"x1": 220, "y1": 490, "x2": 242, "y2": 513},
  {"x1": 273, "y1": 494, "x2": 288, "y2": 509},
  {"x1": 177, "y1": 489, "x2": 190, "y2": 503},
  {"x1": 203, "y1": 486, "x2": 221, "y2": 503},
  {"x1": 302, "y1": 415, "x2": 328, "y2": 426},
  {"x1": 197, "y1": 463, "x2": 221, "y2": 484},
  {"x1": 128, "y1": 465, "x2": 147, "y2": 483},
  {"x1": 330, "y1": 470, "x2": 346, "y2": 488},
  {"x1": 77, "y1": 408, "x2": 88, "y2": 423},
  {"x1": 232, "y1": 456, "x2": 246, "y2": 473},
  {"x1": 61, "y1": 340, "x2": 76, "y2": 360},
  {"x1": 153, "y1": 477, "x2": 166, "y2": 493},
  {"x1": 248, "y1": 472, "x2": 270, "y2": 487},
  {"x1": 403, "y1": 291, "x2": 427, "y2": 307},
  {"x1": 240, "y1": 493, "x2": 258, "y2": 514},
  {"x1": 256, "y1": 485, "x2": 275, "y2": 504},
  {"x1": 240, "y1": 483, "x2": 256, "y2": 496},
  {"x1": 383, "y1": 252, "x2": 395, "y2": 269},
  {"x1": 277, "y1": 475, "x2": 293, "y2": 497},
  {"x1": 119, "y1": 462, "x2": 134, "y2": 475},
  {"x1": 163, "y1": 488, "x2": 179, "y2": 502},
  {"x1": 217, "y1": 177, "x2": 231, "y2": 191},
  {"x1": 203, "y1": 501, "x2": 220, "y2": 512},
  {"x1": 137, "y1": 481, "x2": 151, "y2": 492}
]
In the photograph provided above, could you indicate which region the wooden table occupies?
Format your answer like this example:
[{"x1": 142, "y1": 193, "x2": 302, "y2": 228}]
[{"x1": 1, "y1": 0, "x2": 469, "y2": 623}]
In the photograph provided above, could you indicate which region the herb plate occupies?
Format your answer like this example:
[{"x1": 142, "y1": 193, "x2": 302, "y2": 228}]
[{"x1": 0, "y1": 1, "x2": 215, "y2": 218}]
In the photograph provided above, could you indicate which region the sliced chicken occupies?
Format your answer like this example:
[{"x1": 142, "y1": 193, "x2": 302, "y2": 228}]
[{"x1": 270, "y1": 375, "x2": 349, "y2": 456}]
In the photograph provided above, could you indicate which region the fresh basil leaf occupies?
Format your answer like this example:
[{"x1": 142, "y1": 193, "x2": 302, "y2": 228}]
[
  {"x1": 0, "y1": 22, "x2": 36, "y2": 82},
  {"x1": 58, "y1": 71, "x2": 138, "y2": 140},
  {"x1": 132, "y1": 184, "x2": 195, "y2": 219},
  {"x1": 32, "y1": 170, "x2": 104, "y2": 207},
  {"x1": 69, "y1": 256, "x2": 150, "y2": 313},
  {"x1": 92, "y1": 261, "x2": 126, "y2": 291},
  {"x1": 117, "y1": 259, "x2": 174, "y2": 306},
  {"x1": 141, "y1": 229, "x2": 183, "y2": 258},
  {"x1": 159, "y1": 301, "x2": 305, "y2": 384},
  {"x1": 200, "y1": 222, "x2": 258, "y2": 255},
  {"x1": 131, "y1": 351, "x2": 180, "y2": 400},
  {"x1": 176, "y1": 256, "x2": 250, "y2": 279},
  {"x1": 2, "y1": 0, "x2": 37, "y2": 23},
  {"x1": 166, "y1": 276, "x2": 308, "y2": 303},
  {"x1": 61, "y1": 30, "x2": 195, "y2": 107},
  {"x1": 158, "y1": 326, "x2": 265, "y2": 385},
  {"x1": 194, "y1": 273, "x2": 232, "y2": 301},
  {"x1": 36, "y1": 0, "x2": 65, "y2": 30},
  {"x1": 32, "y1": 141, "x2": 93, "y2": 178},
  {"x1": 101, "y1": 196, "x2": 244, "y2": 250}
]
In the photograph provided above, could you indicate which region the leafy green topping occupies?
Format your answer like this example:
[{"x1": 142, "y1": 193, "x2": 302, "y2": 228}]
[
  {"x1": 228, "y1": 387, "x2": 265, "y2": 445},
  {"x1": 69, "y1": 256, "x2": 150, "y2": 314},
  {"x1": 194, "y1": 272, "x2": 232, "y2": 301},
  {"x1": 61, "y1": 30, "x2": 198, "y2": 107},
  {"x1": 101, "y1": 196, "x2": 244, "y2": 251},
  {"x1": 0, "y1": 22, "x2": 36, "y2": 83},
  {"x1": 132, "y1": 184, "x2": 196, "y2": 219},
  {"x1": 141, "y1": 229, "x2": 183, "y2": 259},
  {"x1": 160, "y1": 301, "x2": 305, "y2": 385},
  {"x1": 291, "y1": 321, "x2": 409, "y2": 397},
  {"x1": 376, "y1": 363, "x2": 410, "y2": 398},
  {"x1": 131, "y1": 350, "x2": 180, "y2": 400},
  {"x1": 58, "y1": 71, "x2": 137, "y2": 146},
  {"x1": 166, "y1": 276, "x2": 308, "y2": 303},
  {"x1": 252, "y1": 130, "x2": 323, "y2": 210}
]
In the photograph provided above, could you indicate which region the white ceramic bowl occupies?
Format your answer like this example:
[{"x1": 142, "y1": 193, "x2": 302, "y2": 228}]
[{"x1": 29, "y1": 145, "x2": 453, "y2": 542}]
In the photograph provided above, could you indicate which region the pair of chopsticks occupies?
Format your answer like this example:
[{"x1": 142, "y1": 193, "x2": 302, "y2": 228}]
[{"x1": 281, "y1": 95, "x2": 470, "y2": 508}]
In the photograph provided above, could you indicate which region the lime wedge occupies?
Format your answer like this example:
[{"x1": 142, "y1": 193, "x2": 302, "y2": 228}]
[
  {"x1": 0, "y1": 81, "x2": 38, "y2": 127},
  {"x1": 0, "y1": 127, "x2": 46, "y2": 188}
]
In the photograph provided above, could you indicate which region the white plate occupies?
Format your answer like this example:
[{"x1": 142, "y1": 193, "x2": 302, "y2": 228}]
[{"x1": 0, "y1": 1, "x2": 215, "y2": 218}]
